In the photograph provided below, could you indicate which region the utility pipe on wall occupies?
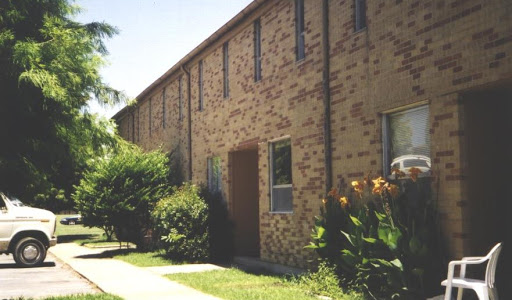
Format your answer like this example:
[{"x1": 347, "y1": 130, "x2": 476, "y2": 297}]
[{"x1": 322, "y1": 0, "x2": 333, "y2": 193}]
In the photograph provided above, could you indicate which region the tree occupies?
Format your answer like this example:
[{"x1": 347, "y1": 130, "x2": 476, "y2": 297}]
[
  {"x1": 0, "y1": 0, "x2": 124, "y2": 209},
  {"x1": 73, "y1": 142, "x2": 171, "y2": 249}
]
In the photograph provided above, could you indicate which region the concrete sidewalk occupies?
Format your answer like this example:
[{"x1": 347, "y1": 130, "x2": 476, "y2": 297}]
[{"x1": 50, "y1": 243, "x2": 222, "y2": 300}]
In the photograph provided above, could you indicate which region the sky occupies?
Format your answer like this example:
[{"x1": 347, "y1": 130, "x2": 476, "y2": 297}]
[{"x1": 73, "y1": 0, "x2": 254, "y2": 118}]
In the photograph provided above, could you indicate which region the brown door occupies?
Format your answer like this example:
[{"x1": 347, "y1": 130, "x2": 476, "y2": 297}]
[
  {"x1": 463, "y1": 86, "x2": 511, "y2": 298},
  {"x1": 231, "y1": 149, "x2": 260, "y2": 257}
]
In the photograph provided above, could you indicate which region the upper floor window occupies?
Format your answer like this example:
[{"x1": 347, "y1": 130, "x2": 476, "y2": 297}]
[
  {"x1": 207, "y1": 156, "x2": 222, "y2": 194},
  {"x1": 149, "y1": 98, "x2": 152, "y2": 137},
  {"x1": 131, "y1": 112, "x2": 135, "y2": 143},
  {"x1": 198, "y1": 60, "x2": 204, "y2": 111},
  {"x1": 382, "y1": 105, "x2": 431, "y2": 178},
  {"x1": 269, "y1": 138, "x2": 293, "y2": 212},
  {"x1": 354, "y1": 0, "x2": 366, "y2": 31},
  {"x1": 162, "y1": 88, "x2": 166, "y2": 128},
  {"x1": 295, "y1": 0, "x2": 305, "y2": 61},
  {"x1": 254, "y1": 19, "x2": 262, "y2": 82},
  {"x1": 223, "y1": 42, "x2": 229, "y2": 98},
  {"x1": 179, "y1": 76, "x2": 183, "y2": 121}
]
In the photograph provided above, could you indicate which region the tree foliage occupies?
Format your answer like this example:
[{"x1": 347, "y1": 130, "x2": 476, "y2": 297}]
[
  {"x1": 73, "y1": 143, "x2": 171, "y2": 249},
  {"x1": 0, "y1": 0, "x2": 124, "y2": 209}
]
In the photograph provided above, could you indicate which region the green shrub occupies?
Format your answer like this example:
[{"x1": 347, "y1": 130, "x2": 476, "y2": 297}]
[
  {"x1": 200, "y1": 186, "x2": 234, "y2": 263},
  {"x1": 73, "y1": 143, "x2": 171, "y2": 249},
  {"x1": 295, "y1": 262, "x2": 364, "y2": 300},
  {"x1": 152, "y1": 183, "x2": 209, "y2": 261}
]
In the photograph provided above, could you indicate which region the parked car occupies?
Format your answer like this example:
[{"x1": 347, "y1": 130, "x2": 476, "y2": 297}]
[
  {"x1": 391, "y1": 155, "x2": 431, "y2": 173},
  {"x1": 60, "y1": 215, "x2": 82, "y2": 225},
  {"x1": 0, "y1": 192, "x2": 57, "y2": 267}
]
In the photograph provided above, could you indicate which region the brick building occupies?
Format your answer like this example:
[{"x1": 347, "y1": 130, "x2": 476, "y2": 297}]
[{"x1": 114, "y1": 0, "x2": 511, "y2": 269}]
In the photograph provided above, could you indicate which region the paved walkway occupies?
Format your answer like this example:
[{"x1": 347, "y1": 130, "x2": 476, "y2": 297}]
[{"x1": 50, "y1": 243, "x2": 223, "y2": 300}]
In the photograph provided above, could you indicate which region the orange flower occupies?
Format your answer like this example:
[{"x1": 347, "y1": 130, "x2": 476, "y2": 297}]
[
  {"x1": 387, "y1": 184, "x2": 399, "y2": 198},
  {"x1": 339, "y1": 196, "x2": 350, "y2": 209},
  {"x1": 391, "y1": 167, "x2": 406, "y2": 178},
  {"x1": 409, "y1": 167, "x2": 422, "y2": 182},
  {"x1": 371, "y1": 176, "x2": 386, "y2": 195},
  {"x1": 352, "y1": 181, "x2": 364, "y2": 196},
  {"x1": 328, "y1": 188, "x2": 339, "y2": 197}
]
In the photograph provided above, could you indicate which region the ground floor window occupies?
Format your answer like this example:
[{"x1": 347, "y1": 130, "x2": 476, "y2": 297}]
[
  {"x1": 207, "y1": 156, "x2": 222, "y2": 193},
  {"x1": 383, "y1": 105, "x2": 431, "y2": 177},
  {"x1": 269, "y1": 138, "x2": 292, "y2": 212}
]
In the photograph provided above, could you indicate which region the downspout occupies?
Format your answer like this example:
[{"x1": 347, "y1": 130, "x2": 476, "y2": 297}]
[
  {"x1": 181, "y1": 65, "x2": 193, "y2": 181},
  {"x1": 322, "y1": 0, "x2": 333, "y2": 193}
]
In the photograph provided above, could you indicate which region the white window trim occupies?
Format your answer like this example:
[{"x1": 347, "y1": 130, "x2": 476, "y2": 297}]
[
  {"x1": 382, "y1": 103, "x2": 430, "y2": 177},
  {"x1": 269, "y1": 138, "x2": 293, "y2": 213}
]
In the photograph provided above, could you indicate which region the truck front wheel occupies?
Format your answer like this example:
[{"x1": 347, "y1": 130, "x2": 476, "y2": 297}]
[{"x1": 13, "y1": 237, "x2": 47, "y2": 267}]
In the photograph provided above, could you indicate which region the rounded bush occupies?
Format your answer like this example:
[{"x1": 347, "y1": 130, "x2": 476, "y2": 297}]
[{"x1": 152, "y1": 183, "x2": 209, "y2": 261}]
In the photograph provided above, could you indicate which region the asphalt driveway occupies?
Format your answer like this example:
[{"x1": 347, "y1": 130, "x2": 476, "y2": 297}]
[{"x1": 0, "y1": 251, "x2": 99, "y2": 299}]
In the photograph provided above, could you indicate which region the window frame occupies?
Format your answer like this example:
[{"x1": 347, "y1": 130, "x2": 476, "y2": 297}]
[
  {"x1": 162, "y1": 87, "x2": 166, "y2": 128},
  {"x1": 223, "y1": 42, "x2": 229, "y2": 99},
  {"x1": 354, "y1": 0, "x2": 366, "y2": 32},
  {"x1": 269, "y1": 137, "x2": 293, "y2": 213},
  {"x1": 148, "y1": 97, "x2": 152, "y2": 137},
  {"x1": 198, "y1": 60, "x2": 204, "y2": 111},
  {"x1": 254, "y1": 18, "x2": 262, "y2": 82},
  {"x1": 382, "y1": 104, "x2": 430, "y2": 177},
  {"x1": 207, "y1": 156, "x2": 222, "y2": 194},
  {"x1": 179, "y1": 75, "x2": 183, "y2": 121},
  {"x1": 295, "y1": 0, "x2": 305, "y2": 61}
]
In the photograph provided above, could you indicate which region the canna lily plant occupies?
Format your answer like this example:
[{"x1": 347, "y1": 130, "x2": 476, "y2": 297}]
[{"x1": 307, "y1": 167, "x2": 445, "y2": 299}]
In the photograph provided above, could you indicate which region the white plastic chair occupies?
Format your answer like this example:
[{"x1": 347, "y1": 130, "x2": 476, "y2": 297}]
[{"x1": 441, "y1": 242, "x2": 502, "y2": 300}]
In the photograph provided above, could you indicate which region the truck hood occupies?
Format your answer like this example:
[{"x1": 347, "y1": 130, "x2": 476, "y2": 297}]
[{"x1": 11, "y1": 206, "x2": 56, "y2": 220}]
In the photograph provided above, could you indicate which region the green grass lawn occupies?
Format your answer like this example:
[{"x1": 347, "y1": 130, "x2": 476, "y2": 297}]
[
  {"x1": 55, "y1": 215, "x2": 104, "y2": 244},
  {"x1": 166, "y1": 269, "x2": 321, "y2": 300},
  {"x1": 111, "y1": 249, "x2": 179, "y2": 267}
]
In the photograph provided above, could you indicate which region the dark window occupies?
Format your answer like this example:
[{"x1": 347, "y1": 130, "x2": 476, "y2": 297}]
[
  {"x1": 270, "y1": 139, "x2": 293, "y2": 212},
  {"x1": 355, "y1": 0, "x2": 366, "y2": 31},
  {"x1": 295, "y1": 0, "x2": 305, "y2": 61},
  {"x1": 383, "y1": 105, "x2": 431, "y2": 176},
  {"x1": 179, "y1": 76, "x2": 183, "y2": 121},
  {"x1": 198, "y1": 60, "x2": 203, "y2": 111},
  {"x1": 207, "y1": 156, "x2": 222, "y2": 193},
  {"x1": 149, "y1": 98, "x2": 152, "y2": 137},
  {"x1": 223, "y1": 42, "x2": 229, "y2": 98},
  {"x1": 131, "y1": 112, "x2": 135, "y2": 143},
  {"x1": 162, "y1": 88, "x2": 166, "y2": 128},
  {"x1": 254, "y1": 19, "x2": 262, "y2": 82},
  {"x1": 137, "y1": 107, "x2": 140, "y2": 142}
]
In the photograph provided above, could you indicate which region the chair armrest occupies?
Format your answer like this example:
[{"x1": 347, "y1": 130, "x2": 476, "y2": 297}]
[
  {"x1": 449, "y1": 257, "x2": 488, "y2": 266},
  {"x1": 461, "y1": 256, "x2": 484, "y2": 261},
  {"x1": 448, "y1": 256, "x2": 489, "y2": 279}
]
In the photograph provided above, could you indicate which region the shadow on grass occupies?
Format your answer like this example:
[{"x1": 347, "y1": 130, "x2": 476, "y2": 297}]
[
  {"x1": 75, "y1": 248, "x2": 137, "y2": 259},
  {"x1": 57, "y1": 234, "x2": 99, "y2": 243}
]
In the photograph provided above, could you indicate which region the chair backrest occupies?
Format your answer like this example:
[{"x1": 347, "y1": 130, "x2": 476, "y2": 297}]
[{"x1": 485, "y1": 242, "x2": 502, "y2": 287}]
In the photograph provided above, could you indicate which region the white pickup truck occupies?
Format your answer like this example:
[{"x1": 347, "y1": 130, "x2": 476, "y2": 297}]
[{"x1": 0, "y1": 192, "x2": 57, "y2": 267}]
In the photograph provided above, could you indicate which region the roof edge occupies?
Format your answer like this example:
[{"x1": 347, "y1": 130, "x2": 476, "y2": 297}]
[{"x1": 114, "y1": 0, "x2": 266, "y2": 120}]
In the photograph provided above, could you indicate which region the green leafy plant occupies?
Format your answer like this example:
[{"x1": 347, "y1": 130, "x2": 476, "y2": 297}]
[
  {"x1": 152, "y1": 183, "x2": 209, "y2": 261},
  {"x1": 73, "y1": 143, "x2": 171, "y2": 249},
  {"x1": 307, "y1": 170, "x2": 445, "y2": 299}
]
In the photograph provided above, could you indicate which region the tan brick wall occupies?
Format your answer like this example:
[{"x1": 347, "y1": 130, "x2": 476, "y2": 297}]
[{"x1": 116, "y1": 0, "x2": 512, "y2": 266}]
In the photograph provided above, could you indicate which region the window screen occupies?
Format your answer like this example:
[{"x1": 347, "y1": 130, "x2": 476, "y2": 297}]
[
  {"x1": 207, "y1": 156, "x2": 222, "y2": 193},
  {"x1": 270, "y1": 139, "x2": 292, "y2": 212},
  {"x1": 355, "y1": 0, "x2": 366, "y2": 31},
  {"x1": 295, "y1": 0, "x2": 305, "y2": 61},
  {"x1": 385, "y1": 105, "x2": 430, "y2": 175},
  {"x1": 254, "y1": 19, "x2": 262, "y2": 82}
]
